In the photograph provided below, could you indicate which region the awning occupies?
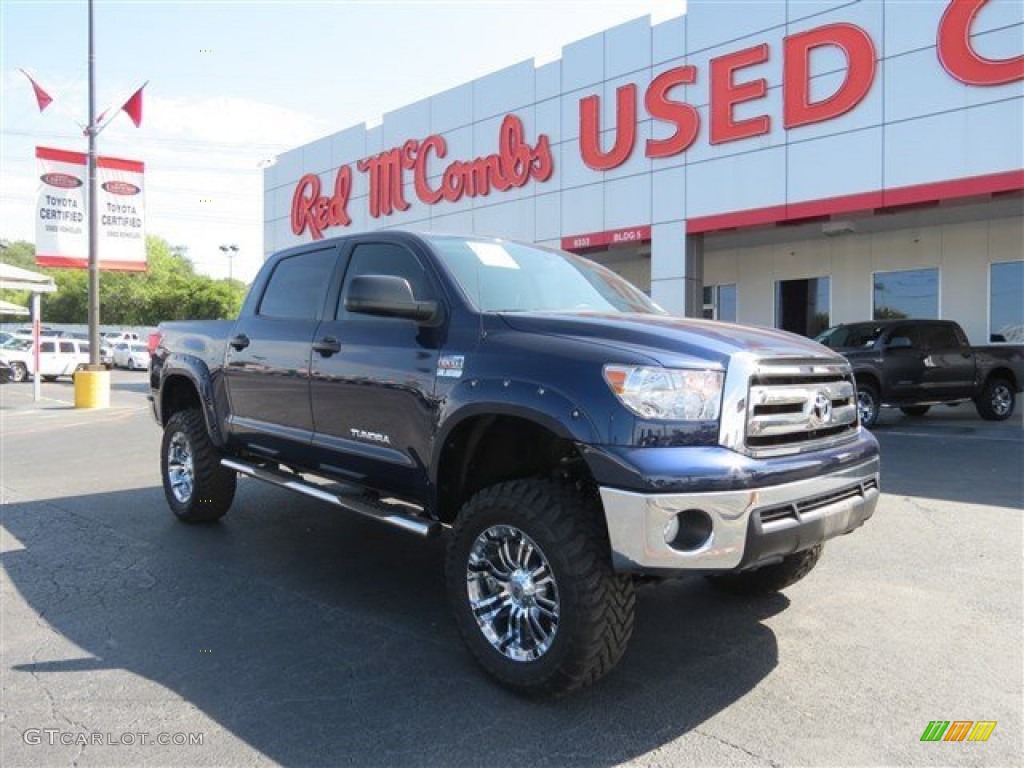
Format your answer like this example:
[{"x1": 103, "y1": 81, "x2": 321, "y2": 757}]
[
  {"x1": 0, "y1": 263, "x2": 57, "y2": 293},
  {"x1": 0, "y1": 299, "x2": 29, "y2": 316}
]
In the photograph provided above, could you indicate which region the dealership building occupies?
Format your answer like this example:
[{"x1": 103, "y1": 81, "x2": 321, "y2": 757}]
[{"x1": 263, "y1": 0, "x2": 1023, "y2": 344}]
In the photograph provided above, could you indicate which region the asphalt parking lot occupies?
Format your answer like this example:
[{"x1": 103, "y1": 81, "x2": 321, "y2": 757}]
[{"x1": 1, "y1": 372, "x2": 1021, "y2": 767}]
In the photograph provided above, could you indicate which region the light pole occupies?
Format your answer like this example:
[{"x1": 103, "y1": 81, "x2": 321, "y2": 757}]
[{"x1": 219, "y1": 244, "x2": 239, "y2": 282}]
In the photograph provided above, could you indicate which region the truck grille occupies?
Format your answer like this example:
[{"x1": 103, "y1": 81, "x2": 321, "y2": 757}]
[{"x1": 745, "y1": 369, "x2": 859, "y2": 455}]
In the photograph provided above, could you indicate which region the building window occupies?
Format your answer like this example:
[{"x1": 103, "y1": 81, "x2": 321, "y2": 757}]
[
  {"x1": 990, "y1": 261, "x2": 1023, "y2": 343},
  {"x1": 872, "y1": 268, "x2": 938, "y2": 320},
  {"x1": 775, "y1": 277, "x2": 830, "y2": 338},
  {"x1": 702, "y1": 284, "x2": 736, "y2": 322}
]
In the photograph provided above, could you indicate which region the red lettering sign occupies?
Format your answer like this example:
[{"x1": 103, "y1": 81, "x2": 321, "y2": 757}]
[
  {"x1": 560, "y1": 225, "x2": 652, "y2": 252},
  {"x1": 291, "y1": 115, "x2": 552, "y2": 239},
  {"x1": 938, "y1": 0, "x2": 1024, "y2": 85},
  {"x1": 784, "y1": 23, "x2": 877, "y2": 129},
  {"x1": 710, "y1": 43, "x2": 771, "y2": 144},
  {"x1": 580, "y1": 84, "x2": 638, "y2": 170},
  {"x1": 645, "y1": 66, "x2": 700, "y2": 158},
  {"x1": 360, "y1": 114, "x2": 552, "y2": 219},
  {"x1": 290, "y1": 166, "x2": 352, "y2": 240}
]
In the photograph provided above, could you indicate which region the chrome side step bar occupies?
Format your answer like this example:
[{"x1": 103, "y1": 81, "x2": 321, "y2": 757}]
[{"x1": 221, "y1": 458, "x2": 441, "y2": 538}]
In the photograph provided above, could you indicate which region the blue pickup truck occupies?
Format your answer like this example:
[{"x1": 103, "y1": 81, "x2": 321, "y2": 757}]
[{"x1": 150, "y1": 231, "x2": 880, "y2": 695}]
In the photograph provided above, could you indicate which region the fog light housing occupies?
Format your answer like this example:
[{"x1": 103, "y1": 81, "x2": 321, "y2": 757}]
[{"x1": 665, "y1": 509, "x2": 714, "y2": 552}]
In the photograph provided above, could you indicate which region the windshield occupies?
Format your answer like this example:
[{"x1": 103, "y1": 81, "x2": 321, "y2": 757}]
[
  {"x1": 815, "y1": 323, "x2": 886, "y2": 349},
  {"x1": 425, "y1": 235, "x2": 663, "y2": 315}
]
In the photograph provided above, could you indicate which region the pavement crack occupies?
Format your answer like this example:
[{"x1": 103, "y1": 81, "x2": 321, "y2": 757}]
[{"x1": 694, "y1": 728, "x2": 780, "y2": 767}]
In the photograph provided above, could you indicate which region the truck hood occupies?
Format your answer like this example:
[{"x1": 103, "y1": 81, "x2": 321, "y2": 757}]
[{"x1": 497, "y1": 312, "x2": 843, "y2": 368}]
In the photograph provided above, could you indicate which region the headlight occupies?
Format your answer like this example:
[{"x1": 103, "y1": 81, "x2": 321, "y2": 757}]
[{"x1": 603, "y1": 365, "x2": 723, "y2": 421}]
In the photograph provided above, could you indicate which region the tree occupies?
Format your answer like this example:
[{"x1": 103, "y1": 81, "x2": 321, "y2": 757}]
[{"x1": 0, "y1": 236, "x2": 247, "y2": 324}]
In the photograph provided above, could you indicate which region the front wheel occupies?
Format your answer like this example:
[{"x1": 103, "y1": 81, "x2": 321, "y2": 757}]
[
  {"x1": 446, "y1": 478, "x2": 635, "y2": 696},
  {"x1": 856, "y1": 381, "x2": 880, "y2": 428},
  {"x1": 975, "y1": 377, "x2": 1015, "y2": 421},
  {"x1": 160, "y1": 409, "x2": 236, "y2": 523},
  {"x1": 10, "y1": 362, "x2": 27, "y2": 383},
  {"x1": 706, "y1": 545, "x2": 824, "y2": 597}
]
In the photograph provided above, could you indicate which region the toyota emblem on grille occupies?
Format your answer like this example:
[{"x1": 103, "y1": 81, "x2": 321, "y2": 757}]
[{"x1": 811, "y1": 391, "x2": 833, "y2": 426}]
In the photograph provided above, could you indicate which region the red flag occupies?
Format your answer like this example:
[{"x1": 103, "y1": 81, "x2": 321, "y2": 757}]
[
  {"x1": 19, "y1": 69, "x2": 53, "y2": 112},
  {"x1": 121, "y1": 83, "x2": 146, "y2": 127}
]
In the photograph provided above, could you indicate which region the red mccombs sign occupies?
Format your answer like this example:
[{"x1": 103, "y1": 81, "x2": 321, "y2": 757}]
[{"x1": 291, "y1": 0, "x2": 1023, "y2": 240}]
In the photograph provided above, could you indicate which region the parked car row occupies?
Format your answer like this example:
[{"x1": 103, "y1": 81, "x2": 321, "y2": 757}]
[{"x1": 0, "y1": 336, "x2": 151, "y2": 381}]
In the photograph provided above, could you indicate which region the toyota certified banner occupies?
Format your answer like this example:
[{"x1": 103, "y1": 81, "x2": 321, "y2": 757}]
[{"x1": 35, "y1": 146, "x2": 146, "y2": 271}]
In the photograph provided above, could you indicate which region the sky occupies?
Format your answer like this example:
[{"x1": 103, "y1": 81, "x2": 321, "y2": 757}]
[{"x1": 1, "y1": 0, "x2": 686, "y2": 283}]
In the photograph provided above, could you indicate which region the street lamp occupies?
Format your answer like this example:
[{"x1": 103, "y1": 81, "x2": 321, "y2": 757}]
[{"x1": 219, "y1": 244, "x2": 239, "y2": 282}]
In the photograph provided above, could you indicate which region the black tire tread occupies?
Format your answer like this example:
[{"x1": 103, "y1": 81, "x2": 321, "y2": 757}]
[
  {"x1": 857, "y1": 380, "x2": 880, "y2": 428},
  {"x1": 10, "y1": 363, "x2": 27, "y2": 383},
  {"x1": 706, "y1": 544, "x2": 824, "y2": 597},
  {"x1": 975, "y1": 376, "x2": 1015, "y2": 421},
  {"x1": 446, "y1": 477, "x2": 635, "y2": 696},
  {"x1": 161, "y1": 408, "x2": 236, "y2": 523}
]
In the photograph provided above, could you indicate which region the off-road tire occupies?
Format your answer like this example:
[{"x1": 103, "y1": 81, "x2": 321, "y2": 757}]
[
  {"x1": 706, "y1": 544, "x2": 824, "y2": 597},
  {"x1": 975, "y1": 376, "x2": 1015, "y2": 421},
  {"x1": 10, "y1": 362, "x2": 27, "y2": 383},
  {"x1": 900, "y1": 405, "x2": 930, "y2": 417},
  {"x1": 161, "y1": 408, "x2": 236, "y2": 523},
  {"x1": 856, "y1": 381, "x2": 880, "y2": 428},
  {"x1": 446, "y1": 477, "x2": 635, "y2": 696}
]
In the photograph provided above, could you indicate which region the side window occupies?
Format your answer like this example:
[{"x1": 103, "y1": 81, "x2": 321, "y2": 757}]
[
  {"x1": 258, "y1": 248, "x2": 338, "y2": 320},
  {"x1": 339, "y1": 243, "x2": 434, "y2": 320},
  {"x1": 888, "y1": 325, "x2": 922, "y2": 348},
  {"x1": 40, "y1": 342, "x2": 55, "y2": 353},
  {"x1": 59, "y1": 341, "x2": 74, "y2": 353},
  {"x1": 923, "y1": 324, "x2": 959, "y2": 349}
]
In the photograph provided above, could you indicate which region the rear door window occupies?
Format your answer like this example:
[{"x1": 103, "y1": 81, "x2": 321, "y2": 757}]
[{"x1": 258, "y1": 248, "x2": 338, "y2": 320}]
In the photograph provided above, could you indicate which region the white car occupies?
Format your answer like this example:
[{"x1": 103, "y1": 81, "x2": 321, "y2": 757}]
[
  {"x1": 0, "y1": 337, "x2": 91, "y2": 382},
  {"x1": 103, "y1": 331, "x2": 141, "y2": 346},
  {"x1": 112, "y1": 342, "x2": 151, "y2": 371}
]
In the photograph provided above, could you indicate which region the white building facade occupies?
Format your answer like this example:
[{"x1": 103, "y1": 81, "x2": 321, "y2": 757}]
[{"x1": 264, "y1": 0, "x2": 1024, "y2": 344}]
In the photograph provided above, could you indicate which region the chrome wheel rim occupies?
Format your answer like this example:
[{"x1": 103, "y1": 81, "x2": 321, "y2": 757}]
[
  {"x1": 857, "y1": 390, "x2": 876, "y2": 425},
  {"x1": 167, "y1": 432, "x2": 195, "y2": 503},
  {"x1": 992, "y1": 385, "x2": 1012, "y2": 416},
  {"x1": 466, "y1": 525, "x2": 560, "y2": 662}
]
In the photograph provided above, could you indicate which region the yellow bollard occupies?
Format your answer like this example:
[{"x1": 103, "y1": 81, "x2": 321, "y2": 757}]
[{"x1": 74, "y1": 368, "x2": 111, "y2": 409}]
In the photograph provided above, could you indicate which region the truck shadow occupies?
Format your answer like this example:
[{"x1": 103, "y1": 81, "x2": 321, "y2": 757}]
[{"x1": 3, "y1": 485, "x2": 784, "y2": 766}]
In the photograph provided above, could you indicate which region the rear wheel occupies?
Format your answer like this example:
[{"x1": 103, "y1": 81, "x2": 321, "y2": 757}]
[
  {"x1": 856, "y1": 381, "x2": 880, "y2": 428},
  {"x1": 900, "y1": 405, "x2": 930, "y2": 417},
  {"x1": 446, "y1": 477, "x2": 635, "y2": 696},
  {"x1": 9, "y1": 363, "x2": 27, "y2": 383},
  {"x1": 161, "y1": 408, "x2": 236, "y2": 523},
  {"x1": 706, "y1": 545, "x2": 824, "y2": 597},
  {"x1": 975, "y1": 377, "x2": 1015, "y2": 421}
]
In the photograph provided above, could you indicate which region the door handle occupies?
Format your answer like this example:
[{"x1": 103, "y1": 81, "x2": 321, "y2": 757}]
[
  {"x1": 313, "y1": 336, "x2": 342, "y2": 357},
  {"x1": 229, "y1": 334, "x2": 250, "y2": 351}
]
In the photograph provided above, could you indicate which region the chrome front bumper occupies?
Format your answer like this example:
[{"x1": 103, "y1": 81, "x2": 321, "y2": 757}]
[{"x1": 599, "y1": 457, "x2": 880, "y2": 572}]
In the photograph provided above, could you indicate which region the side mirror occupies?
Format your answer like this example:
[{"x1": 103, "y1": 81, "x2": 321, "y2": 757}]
[
  {"x1": 887, "y1": 336, "x2": 912, "y2": 349},
  {"x1": 345, "y1": 275, "x2": 439, "y2": 324}
]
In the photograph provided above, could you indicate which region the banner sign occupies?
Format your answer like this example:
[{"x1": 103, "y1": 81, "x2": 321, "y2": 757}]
[{"x1": 35, "y1": 146, "x2": 146, "y2": 271}]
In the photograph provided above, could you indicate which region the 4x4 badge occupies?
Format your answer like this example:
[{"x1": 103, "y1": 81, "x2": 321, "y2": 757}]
[{"x1": 437, "y1": 355, "x2": 465, "y2": 378}]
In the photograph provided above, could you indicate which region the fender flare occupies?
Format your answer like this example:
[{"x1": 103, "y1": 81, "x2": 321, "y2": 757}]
[
  {"x1": 158, "y1": 354, "x2": 226, "y2": 448},
  {"x1": 429, "y1": 378, "x2": 600, "y2": 485}
]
